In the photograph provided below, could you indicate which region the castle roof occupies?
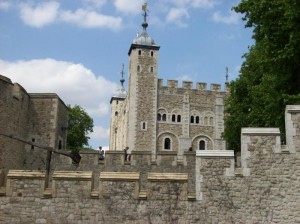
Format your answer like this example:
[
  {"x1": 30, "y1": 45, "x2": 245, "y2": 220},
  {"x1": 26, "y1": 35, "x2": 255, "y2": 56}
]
[{"x1": 128, "y1": 4, "x2": 160, "y2": 55}]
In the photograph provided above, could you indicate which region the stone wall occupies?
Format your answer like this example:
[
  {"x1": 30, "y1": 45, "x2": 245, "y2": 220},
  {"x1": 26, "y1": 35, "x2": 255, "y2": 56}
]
[
  {"x1": 0, "y1": 105, "x2": 300, "y2": 223},
  {"x1": 0, "y1": 75, "x2": 68, "y2": 184}
]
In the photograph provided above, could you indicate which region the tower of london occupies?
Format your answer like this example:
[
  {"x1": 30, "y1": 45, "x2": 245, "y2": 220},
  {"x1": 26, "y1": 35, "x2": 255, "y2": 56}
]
[{"x1": 109, "y1": 8, "x2": 228, "y2": 158}]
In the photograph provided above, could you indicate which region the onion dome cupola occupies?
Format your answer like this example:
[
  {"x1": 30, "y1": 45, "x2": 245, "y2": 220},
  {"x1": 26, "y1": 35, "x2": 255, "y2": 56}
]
[
  {"x1": 110, "y1": 64, "x2": 127, "y2": 103},
  {"x1": 128, "y1": 3, "x2": 160, "y2": 55}
]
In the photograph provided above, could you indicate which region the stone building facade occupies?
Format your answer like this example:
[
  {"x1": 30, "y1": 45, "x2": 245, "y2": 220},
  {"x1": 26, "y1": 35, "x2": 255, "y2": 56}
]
[
  {"x1": 109, "y1": 12, "x2": 228, "y2": 160},
  {"x1": 0, "y1": 74, "x2": 68, "y2": 179}
]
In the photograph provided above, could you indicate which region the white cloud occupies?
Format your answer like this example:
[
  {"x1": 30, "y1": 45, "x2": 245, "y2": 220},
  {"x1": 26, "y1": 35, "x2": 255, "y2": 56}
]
[
  {"x1": 0, "y1": 1, "x2": 12, "y2": 10},
  {"x1": 166, "y1": 7, "x2": 189, "y2": 27},
  {"x1": 113, "y1": 0, "x2": 144, "y2": 14},
  {"x1": 88, "y1": 126, "x2": 109, "y2": 140},
  {"x1": 19, "y1": 1, "x2": 59, "y2": 28},
  {"x1": 212, "y1": 10, "x2": 240, "y2": 25},
  {"x1": 190, "y1": 0, "x2": 216, "y2": 9},
  {"x1": 83, "y1": 0, "x2": 107, "y2": 8},
  {"x1": 165, "y1": 0, "x2": 216, "y2": 9},
  {"x1": 60, "y1": 9, "x2": 122, "y2": 30}
]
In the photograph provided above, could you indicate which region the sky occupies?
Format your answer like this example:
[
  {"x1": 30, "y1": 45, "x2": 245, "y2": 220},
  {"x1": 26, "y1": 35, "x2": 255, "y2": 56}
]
[{"x1": 0, "y1": 0, "x2": 253, "y2": 150}]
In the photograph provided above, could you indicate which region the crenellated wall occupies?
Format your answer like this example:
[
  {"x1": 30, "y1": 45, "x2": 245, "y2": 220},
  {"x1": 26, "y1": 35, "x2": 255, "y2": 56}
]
[{"x1": 0, "y1": 105, "x2": 300, "y2": 223}]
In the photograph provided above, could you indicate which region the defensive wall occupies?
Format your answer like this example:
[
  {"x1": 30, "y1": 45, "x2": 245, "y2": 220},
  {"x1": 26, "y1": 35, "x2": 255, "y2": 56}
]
[
  {"x1": 0, "y1": 75, "x2": 68, "y2": 184},
  {"x1": 0, "y1": 105, "x2": 300, "y2": 223}
]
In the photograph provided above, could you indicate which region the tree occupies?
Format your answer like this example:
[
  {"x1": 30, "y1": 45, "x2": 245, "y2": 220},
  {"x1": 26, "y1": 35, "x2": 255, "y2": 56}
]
[
  {"x1": 224, "y1": 0, "x2": 300, "y2": 152},
  {"x1": 66, "y1": 105, "x2": 94, "y2": 151}
]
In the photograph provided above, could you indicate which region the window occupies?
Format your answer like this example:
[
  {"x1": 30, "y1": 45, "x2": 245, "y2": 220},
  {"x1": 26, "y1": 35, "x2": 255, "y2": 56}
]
[
  {"x1": 199, "y1": 140, "x2": 205, "y2": 150},
  {"x1": 190, "y1": 116, "x2": 194, "y2": 123},
  {"x1": 115, "y1": 111, "x2": 118, "y2": 116},
  {"x1": 116, "y1": 100, "x2": 119, "y2": 104},
  {"x1": 150, "y1": 66, "x2": 153, "y2": 73},
  {"x1": 58, "y1": 140, "x2": 62, "y2": 150},
  {"x1": 164, "y1": 138, "x2": 171, "y2": 150},
  {"x1": 141, "y1": 122, "x2": 147, "y2": 130},
  {"x1": 31, "y1": 138, "x2": 35, "y2": 150},
  {"x1": 137, "y1": 65, "x2": 140, "y2": 72},
  {"x1": 210, "y1": 117, "x2": 213, "y2": 125},
  {"x1": 162, "y1": 114, "x2": 167, "y2": 121},
  {"x1": 151, "y1": 51, "x2": 154, "y2": 57},
  {"x1": 138, "y1": 50, "x2": 141, "y2": 55},
  {"x1": 177, "y1": 115, "x2": 181, "y2": 122},
  {"x1": 172, "y1": 114, "x2": 176, "y2": 122},
  {"x1": 196, "y1": 116, "x2": 199, "y2": 124},
  {"x1": 157, "y1": 113, "x2": 161, "y2": 121}
]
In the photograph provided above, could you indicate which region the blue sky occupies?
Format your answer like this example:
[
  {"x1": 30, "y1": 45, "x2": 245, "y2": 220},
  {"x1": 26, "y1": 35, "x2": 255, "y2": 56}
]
[{"x1": 0, "y1": 0, "x2": 253, "y2": 150}]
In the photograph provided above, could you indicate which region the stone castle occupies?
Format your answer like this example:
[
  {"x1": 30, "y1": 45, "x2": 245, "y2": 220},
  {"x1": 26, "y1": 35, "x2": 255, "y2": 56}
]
[
  {"x1": 109, "y1": 10, "x2": 227, "y2": 161},
  {"x1": 0, "y1": 7, "x2": 300, "y2": 224}
]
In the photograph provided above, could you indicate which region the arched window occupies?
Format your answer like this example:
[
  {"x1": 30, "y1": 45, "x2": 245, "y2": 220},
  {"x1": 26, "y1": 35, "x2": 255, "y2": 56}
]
[
  {"x1": 141, "y1": 122, "x2": 147, "y2": 130},
  {"x1": 177, "y1": 115, "x2": 181, "y2": 122},
  {"x1": 157, "y1": 113, "x2": 161, "y2": 121},
  {"x1": 190, "y1": 116, "x2": 194, "y2": 123},
  {"x1": 151, "y1": 51, "x2": 154, "y2": 57},
  {"x1": 138, "y1": 50, "x2": 142, "y2": 55},
  {"x1": 162, "y1": 114, "x2": 167, "y2": 121},
  {"x1": 58, "y1": 140, "x2": 62, "y2": 150},
  {"x1": 196, "y1": 116, "x2": 199, "y2": 124},
  {"x1": 204, "y1": 117, "x2": 208, "y2": 125},
  {"x1": 115, "y1": 111, "x2": 118, "y2": 116},
  {"x1": 164, "y1": 138, "x2": 171, "y2": 150},
  {"x1": 199, "y1": 140, "x2": 205, "y2": 150},
  {"x1": 172, "y1": 114, "x2": 176, "y2": 122}
]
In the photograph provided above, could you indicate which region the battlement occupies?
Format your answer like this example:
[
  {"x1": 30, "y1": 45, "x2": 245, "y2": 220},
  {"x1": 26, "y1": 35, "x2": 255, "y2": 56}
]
[
  {"x1": 0, "y1": 105, "x2": 300, "y2": 223},
  {"x1": 158, "y1": 79, "x2": 226, "y2": 92}
]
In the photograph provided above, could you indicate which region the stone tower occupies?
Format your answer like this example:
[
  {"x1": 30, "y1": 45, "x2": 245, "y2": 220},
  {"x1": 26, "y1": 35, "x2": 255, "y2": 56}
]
[
  {"x1": 127, "y1": 6, "x2": 160, "y2": 155},
  {"x1": 109, "y1": 65, "x2": 127, "y2": 151}
]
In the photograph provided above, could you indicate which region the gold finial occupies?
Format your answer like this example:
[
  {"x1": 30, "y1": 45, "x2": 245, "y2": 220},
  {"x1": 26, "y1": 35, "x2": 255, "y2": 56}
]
[{"x1": 142, "y1": 3, "x2": 147, "y2": 12}]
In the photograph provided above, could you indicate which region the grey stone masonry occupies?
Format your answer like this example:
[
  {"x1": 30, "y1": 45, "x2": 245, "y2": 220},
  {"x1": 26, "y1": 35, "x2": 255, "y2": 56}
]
[{"x1": 1, "y1": 105, "x2": 300, "y2": 223}]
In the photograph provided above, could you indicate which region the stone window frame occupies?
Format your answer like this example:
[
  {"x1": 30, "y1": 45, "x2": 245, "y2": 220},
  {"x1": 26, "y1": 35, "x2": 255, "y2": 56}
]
[
  {"x1": 163, "y1": 137, "x2": 172, "y2": 150},
  {"x1": 157, "y1": 108, "x2": 167, "y2": 123},
  {"x1": 141, "y1": 121, "x2": 147, "y2": 131},
  {"x1": 170, "y1": 109, "x2": 182, "y2": 124},
  {"x1": 198, "y1": 139, "x2": 206, "y2": 150}
]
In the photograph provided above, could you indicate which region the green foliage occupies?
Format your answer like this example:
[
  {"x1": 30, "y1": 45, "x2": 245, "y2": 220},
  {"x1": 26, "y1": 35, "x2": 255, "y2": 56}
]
[
  {"x1": 66, "y1": 105, "x2": 94, "y2": 151},
  {"x1": 224, "y1": 0, "x2": 300, "y2": 152}
]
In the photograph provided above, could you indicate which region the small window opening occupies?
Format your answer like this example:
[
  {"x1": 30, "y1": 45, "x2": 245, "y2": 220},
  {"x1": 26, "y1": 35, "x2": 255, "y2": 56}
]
[
  {"x1": 177, "y1": 115, "x2": 181, "y2": 122},
  {"x1": 210, "y1": 117, "x2": 213, "y2": 125},
  {"x1": 151, "y1": 51, "x2": 154, "y2": 57},
  {"x1": 137, "y1": 65, "x2": 140, "y2": 72},
  {"x1": 58, "y1": 140, "x2": 62, "y2": 150},
  {"x1": 199, "y1": 140, "x2": 205, "y2": 150},
  {"x1": 196, "y1": 116, "x2": 199, "y2": 124},
  {"x1": 150, "y1": 67, "x2": 153, "y2": 73},
  {"x1": 157, "y1": 113, "x2": 161, "y2": 121},
  {"x1": 141, "y1": 122, "x2": 147, "y2": 130},
  {"x1": 162, "y1": 114, "x2": 167, "y2": 121},
  {"x1": 138, "y1": 50, "x2": 141, "y2": 55},
  {"x1": 164, "y1": 138, "x2": 171, "y2": 150},
  {"x1": 190, "y1": 116, "x2": 194, "y2": 123},
  {"x1": 115, "y1": 111, "x2": 118, "y2": 116},
  {"x1": 172, "y1": 114, "x2": 176, "y2": 122}
]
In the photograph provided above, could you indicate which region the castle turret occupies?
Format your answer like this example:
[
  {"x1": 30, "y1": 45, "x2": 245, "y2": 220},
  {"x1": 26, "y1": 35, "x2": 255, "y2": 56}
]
[
  {"x1": 127, "y1": 4, "x2": 160, "y2": 156},
  {"x1": 109, "y1": 64, "x2": 127, "y2": 151}
]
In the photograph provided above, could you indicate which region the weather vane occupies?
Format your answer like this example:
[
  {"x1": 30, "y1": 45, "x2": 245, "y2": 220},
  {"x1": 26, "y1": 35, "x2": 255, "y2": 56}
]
[{"x1": 142, "y1": 2, "x2": 147, "y2": 12}]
